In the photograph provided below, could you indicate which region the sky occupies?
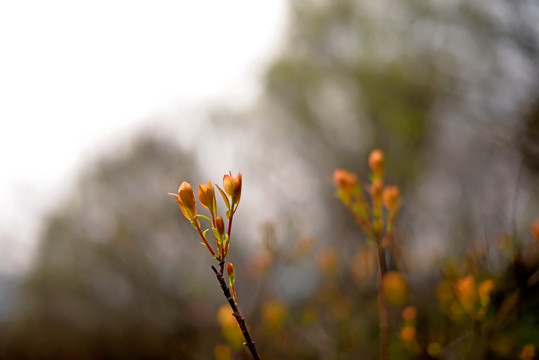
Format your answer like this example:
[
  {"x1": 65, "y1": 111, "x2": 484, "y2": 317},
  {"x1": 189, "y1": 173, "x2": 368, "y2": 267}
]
[{"x1": 0, "y1": 1, "x2": 287, "y2": 273}]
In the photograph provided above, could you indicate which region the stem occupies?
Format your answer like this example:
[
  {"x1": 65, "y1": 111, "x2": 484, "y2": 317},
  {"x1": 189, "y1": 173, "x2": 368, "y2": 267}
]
[
  {"x1": 195, "y1": 222, "x2": 216, "y2": 257},
  {"x1": 377, "y1": 244, "x2": 389, "y2": 360},
  {"x1": 211, "y1": 265, "x2": 261, "y2": 360}
]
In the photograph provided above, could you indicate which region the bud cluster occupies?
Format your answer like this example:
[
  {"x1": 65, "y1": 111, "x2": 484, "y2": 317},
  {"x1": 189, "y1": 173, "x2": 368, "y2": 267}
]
[
  {"x1": 333, "y1": 149, "x2": 401, "y2": 245},
  {"x1": 169, "y1": 171, "x2": 242, "y2": 262}
]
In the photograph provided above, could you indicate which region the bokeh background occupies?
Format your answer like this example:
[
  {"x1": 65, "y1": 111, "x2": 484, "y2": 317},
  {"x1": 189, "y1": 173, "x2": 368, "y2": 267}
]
[{"x1": 1, "y1": 0, "x2": 538, "y2": 359}]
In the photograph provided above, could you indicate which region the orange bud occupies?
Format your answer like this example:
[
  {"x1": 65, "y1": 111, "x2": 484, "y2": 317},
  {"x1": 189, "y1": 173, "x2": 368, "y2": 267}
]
[
  {"x1": 333, "y1": 169, "x2": 358, "y2": 189},
  {"x1": 316, "y1": 247, "x2": 338, "y2": 275},
  {"x1": 262, "y1": 300, "x2": 288, "y2": 331},
  {"x1": 234, "y1": 172, "x2": 242, "y2": 203},
  {"x1": 520, "y1": 344, "x2": 536, "y2": 360},
  {"x1": 171, "y1": 181, "x2": 197, "y2": 221},
  {"x1": 427, "y1": 342, "x2": 442, "y2": 357},
  {"x1": 368, "y1": 149, "x2": 385, "y2": 174},
  {"x1": 227, "y1": 262, "x2": 237, "y2": 304},
  {"x1": 402, "y1": 306, "x2": 417, "y2": 322},
  {"x1": 383, "y1": 271, "x2": 408, "y2": 306},
  {"x1": 214, "y1": 345, "x2": 232, "y2": 360},
  {"x1": 454, "y1": 274, "x2": 477, "y2": 313},
  {"x1": 223, "y1": 171, "x2": 242, "y2": 205},
  {"x1": 226, "y1": 262, "x2": 235, "y2": 277},
  {"x1": 198, "y1": 180, "x2": 217, "y2": 215},
  {"x1": 383, "y1": 185, "x2": 400, "y2": 211},
  {"x1": 478, "y1": 279, "x2": 495, "y2": 300},
  {"x1": 400, "y1": 325, "x2": 416, "y2": 343},
  {"x1": 531, "y1": 219, "x2": 539, "y2": 244},
  {"x1": 370, "y1": 179, "x2": 383, "y2": 199},
  {"x1": 216, "y1": 216, "x2": 225, "y2": 235}
]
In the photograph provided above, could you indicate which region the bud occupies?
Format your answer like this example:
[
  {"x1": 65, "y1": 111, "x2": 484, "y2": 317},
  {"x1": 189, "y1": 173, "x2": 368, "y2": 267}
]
[
  {"x1": 214, "y1": 345, "x2": 232, "y2": 360},
  {"x1": 454, "y1": 274, "x2": 477, "y2": 313},
  {"x1": 400, "y1": 325, "x2": 416, "y2": 343},
  {"x1": 531, "y1": 219, "x2": 539, "y2": 244},
  {"x1": 370, "y1": 179, "x2": 383, "y2": 200},
  {"x1": 333, "y1": 169, "x2": 358, "y2": 190},
  {"x1": 383, "y1": 271, "x2": 408, "y2": 306},
  {"x1": 227, "y1": 262, "x2": 237, "y2": 304},
  {"x1": 383, "y1": 185, "x2": 400, "y2": 211},
  {"x1": 520, "y1": 344, "x2": 536, "y2": 360},
  {"x1": 226, "y1": 262, "x2": 235, "y2": 277},
  {"x1": 170, "y1": 181, "x2": 197, "y2": 221},
  {"x1": 368, "y1": 149, "x2": 385, "y2": 174},
  {"x1": 198, "y1": 180, "x2": 217, "y2": 216},
  {"x1": 478, "y1": 279, "x2": 495, "y2": 300},
  {"x1": 216, "y1": 216, "x2": 225, "y2": 236},
  {"x1": 427, "y1": 342, "x2": 442, "y2": 357},
  {"x1": 223, "y1": 171, "x2": 242, "y2": 206},
  {"x1": 262, "y1": 300, "x2": 288, "y2": 331},
  {"x1": 402, "y1": 306, "x2": 417, "y2": 323},
  {"x1": 316, "y1": 247, "x2": 338, "y2": 276}
]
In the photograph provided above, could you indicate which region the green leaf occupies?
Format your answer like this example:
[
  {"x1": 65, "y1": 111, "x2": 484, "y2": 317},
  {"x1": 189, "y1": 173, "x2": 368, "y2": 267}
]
[
  {"x1": 202, "y1": 228, "x2": 209, "y2": 240},
  {"x1": 216, "y1": 185, "x2": 231, "y2": 210},
  {"x1": 197, "y1": 214, "x2": 212, "y2": 225},
  {"x1": 212, "y1": 227, "x2": 221, "y2": 243}
]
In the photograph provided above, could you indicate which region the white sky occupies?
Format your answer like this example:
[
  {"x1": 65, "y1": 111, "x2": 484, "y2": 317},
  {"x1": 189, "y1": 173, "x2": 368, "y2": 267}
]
[{"x1": 0, "y1": 1, "x2": 287, "y2": 273}]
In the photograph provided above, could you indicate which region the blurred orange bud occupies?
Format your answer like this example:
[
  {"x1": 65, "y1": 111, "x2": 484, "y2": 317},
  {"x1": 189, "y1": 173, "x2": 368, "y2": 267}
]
[
  {"x1": 478, "y1": 279, "x2": 495, "y2": 301},
  {"x1": 169, "y1": 181, "x2": 197, "y2": 221},
  {"x1": 227, "y1": 262, "x2": 237, "y2": 304},
  {"x1": 383, "y1": 185, "x2": 400, "y2": 211},
  {"x1": 216, "y1": 216, "x2": 225, "y2": 235},
  {"x1": 216, "y1": 305, "x2": 243, "y2": 349},
  {"x1": 400, "y1": 325, "x2": 416, "y2": 343},
  {"x1": 214, "y1": 345, "x2": 231, "y2": 360},
  {"x1": 262, "y1": 300, "x2": 288, "y2": 331},
  {"x1": 531, "y1": 219, "x2": 539, "y2": 244},
  {"x1": 349, "y1": 246, "x2": 376, "y2": 285},
  {"x1": 370, "y1": 179, "x2": 383, "y2": 200},
  {"x1": 198, "y1": 180, "x2": 217, "y2": 215},
  {"x1": 333, "y1": 169, "x2": 358, "y2": 190},
  {"x1": 296, "y1": 236, "x2": 314, "y2": 255},
  {"x1": 217, "y1": 304, "x2": 237, "y2": 329},
  {"x1": 489, "y1": 334, "x2": 514, "y2": 357},
  {"x1": 249, "y1": 251, "x2": 273, "y2": 276},
  {"x1": 223, "y1": 171, "x2": 242, "y2": 205},
  {"x1": 454, "y1": 274, "x2": 477, "y2": 313},
  {"x1": 302, "y1": 307, "x2": 319, "y2": 326},
  {"x1": 383, "y1": 271, "x2": 409, "y2": 306},
  {"x1": 226, "y1": 262, "x2": 235, "y2": 277},
  {"x1": 316, "y1": 247, "x2": 339, "y2": 275},
  {"x1": 520, "y1": 344, "x2": 536, "y2": 360},
  {"x1": 368, "y1": 149, "x2": 385, "y2": 174},
  {"x1": 427, "y1": 342, "x2": 442, "y2": 357},
  {"x1": 402, "y1": 306, "x2": 417, "y2": 323}
]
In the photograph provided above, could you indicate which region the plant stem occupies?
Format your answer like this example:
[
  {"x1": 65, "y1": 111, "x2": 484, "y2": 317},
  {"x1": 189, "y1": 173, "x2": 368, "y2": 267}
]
[
  {"x1": 377, "y1": 244, "x2": 389, "y2": 360},
  {"x1": 211, "y1": 265, "x2": 261, "y2": 360}
]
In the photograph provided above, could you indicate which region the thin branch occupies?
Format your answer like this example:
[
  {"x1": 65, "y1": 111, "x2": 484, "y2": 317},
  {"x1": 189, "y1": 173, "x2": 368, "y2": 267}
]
[
  {"x1": 377, "y1": 245, "x2": 389, "y2": 360},
  {"x1": 211, "y1": 265, "x2": 261, "y2": 360}
]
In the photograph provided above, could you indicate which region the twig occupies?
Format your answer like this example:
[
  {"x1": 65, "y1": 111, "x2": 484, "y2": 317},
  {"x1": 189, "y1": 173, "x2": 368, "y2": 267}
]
[
  {"x1": 211, "y1": 265, "x2": 261, "y2": 360},
  {"x1": 377, "y1": 245, "x2": 389, "y2": 360}
]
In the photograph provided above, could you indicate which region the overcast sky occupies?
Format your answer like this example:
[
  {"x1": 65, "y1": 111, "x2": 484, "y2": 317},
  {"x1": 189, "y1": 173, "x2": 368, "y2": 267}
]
[{"x1": 0, "y1": 1, "x2": 287, "y2": 273}]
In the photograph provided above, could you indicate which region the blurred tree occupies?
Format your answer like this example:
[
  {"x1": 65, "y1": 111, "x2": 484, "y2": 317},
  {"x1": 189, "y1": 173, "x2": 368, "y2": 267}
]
[
  {"x1": 259, "y1": 0, "x2": 539, "y2": 263},
  {"x1": 4, "y1": 135, "x2": 221, "y2": 359}
]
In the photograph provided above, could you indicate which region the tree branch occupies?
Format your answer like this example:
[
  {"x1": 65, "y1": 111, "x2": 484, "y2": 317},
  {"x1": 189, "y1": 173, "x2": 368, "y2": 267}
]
[{"x1": 211, "y1": 265, "x2": 261, "y2": 360}]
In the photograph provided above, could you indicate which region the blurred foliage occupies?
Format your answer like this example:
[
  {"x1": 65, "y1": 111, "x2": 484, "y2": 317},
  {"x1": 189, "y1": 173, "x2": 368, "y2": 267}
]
[{"x1": 2, "y1": 0, "x2": 539, "y2": 358}]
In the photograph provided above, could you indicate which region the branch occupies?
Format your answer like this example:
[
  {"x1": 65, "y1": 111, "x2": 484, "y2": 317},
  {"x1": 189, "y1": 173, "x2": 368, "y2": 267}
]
[
  {"x1": 377, "y1": 245, "x2": 389, "y2": 360},
  {"x1": 211, "y1": 265, "x2": 261, "y2": 360}
]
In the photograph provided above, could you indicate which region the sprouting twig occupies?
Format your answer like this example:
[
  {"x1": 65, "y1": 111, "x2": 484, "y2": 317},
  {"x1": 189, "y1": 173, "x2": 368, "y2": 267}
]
[
  {"x1": 377, "y1": 244, "x2": 389, "y2": 360},
  {"x1": 211, "y1": 265, "x2": 261, "y2": 360}
]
